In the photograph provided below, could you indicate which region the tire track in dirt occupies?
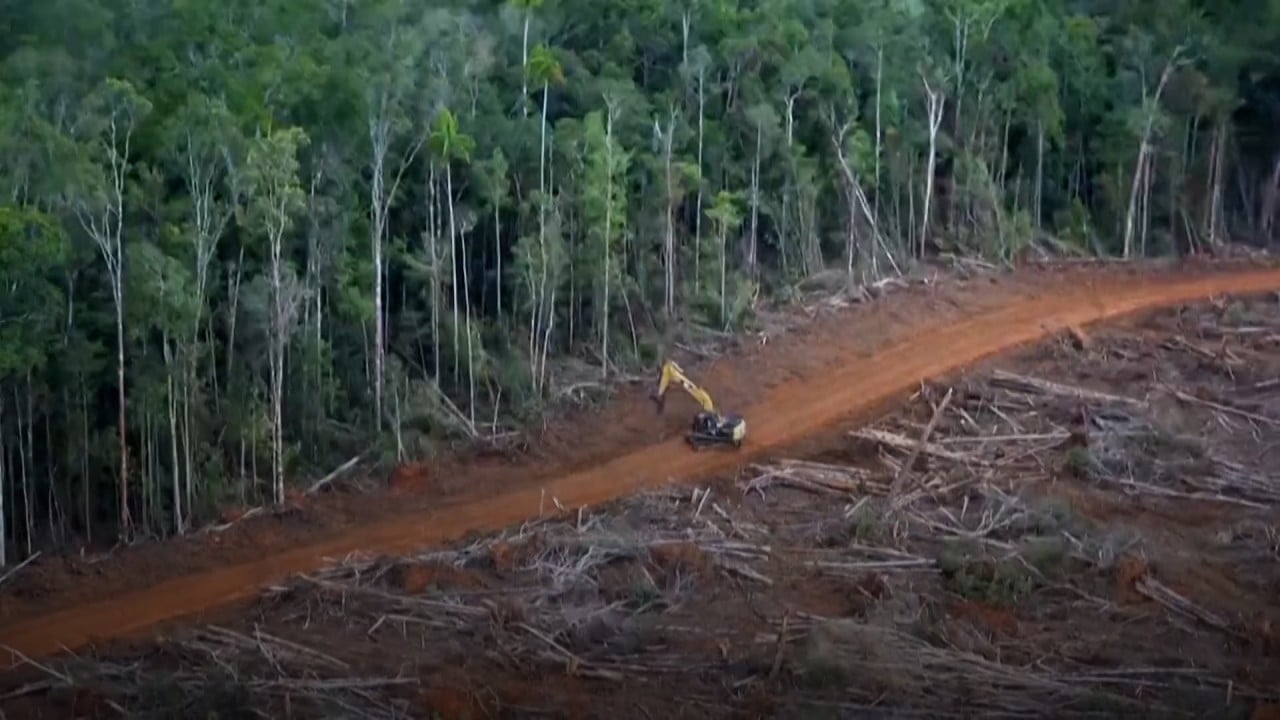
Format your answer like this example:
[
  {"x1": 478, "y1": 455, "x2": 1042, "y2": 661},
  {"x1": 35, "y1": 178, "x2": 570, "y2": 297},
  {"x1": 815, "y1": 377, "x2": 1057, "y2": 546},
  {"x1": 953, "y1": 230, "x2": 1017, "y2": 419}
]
[{"x1": 3, "y1": 265, "x2": 1280, "y2": 669}]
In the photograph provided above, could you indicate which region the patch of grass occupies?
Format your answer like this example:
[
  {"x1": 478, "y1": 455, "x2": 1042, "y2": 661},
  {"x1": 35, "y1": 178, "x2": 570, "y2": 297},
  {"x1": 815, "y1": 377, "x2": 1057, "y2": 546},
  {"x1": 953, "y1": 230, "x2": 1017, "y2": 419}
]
[
  {"x1": 1018, "y1": 535, "x2": 1069, "y2": 577},
  {"x1": 938, "y1": 540, "x2": 1039, "y2": 607},
  {"x1": 1017, "y1": 496, "x2": 1091, "y2": 537},
  {"x1": 1064, "y1": 446, "x2": 1100, "y2": 479},
  {"x1": 627, "y1": 575, "x2": 663, "y2": 610},
  {"x1": 131, "y1": 673, "x2": 256, "y2": 719},
  {"x1": 1221, "y1": 300, "x2": 1249, "y2": 326},
  {"x1": 848, "y1": 503, "x2": 886, "y2": 542},
  {"x1": 816, "y1": 502, "x2": 888, "y2": 547}
]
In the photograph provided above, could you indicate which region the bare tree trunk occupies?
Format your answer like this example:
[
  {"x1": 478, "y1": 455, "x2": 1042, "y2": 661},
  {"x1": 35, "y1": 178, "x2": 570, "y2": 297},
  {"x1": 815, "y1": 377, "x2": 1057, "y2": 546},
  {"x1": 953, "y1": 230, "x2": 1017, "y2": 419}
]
[
  {"x1": 114, "y1": 285, "x2": 129, "y2": 537},
  {"x1": 949, "y1": 12, "x2": 968, "y2": 233},
  {"x1": 181, "y1": 129, "x2": 233, "y2": 530},
  {"x1": 268, "y1": 230, "x2": 287, "y2": 504},
  {"x1": 1146, "y1": 147, "x2": 1158, "y2": 253},
  {"x1": 164, "y1": 337, "x2": 182, "y2": 534},
  {"x1": 79, "y1": 381, "x2": 90, "y2": 544},
  {"x1": 1259, "y1": 153, "x2": 1280, "y2": 239},
  {"x1": 920, "y1": 76, "x2": 945, "y2": 256},
  {"x1": 681, "y1": 10, "x2": 690, "y2": 66},
  {"x1": 425, "y1": 166, "x2": 442, "y2": 380},
  {"x1": 694, "y1": 67, "x2": 705, "y2": 294},
  {"x1": 446, "y1": 160, "x2": 461, "y2": 383},
  {"x1": 1123, "y1": 144, "x2": 1150, "y2": 258},
  {"x1": 780, "y1": 87, "x2": 799, "y2": 278},
  {"x1": 874, "y1": 44, "x2": 883, "y2": 226},
  {"x1": 370, "y1": 153, "x2": 386, "y2": 427},
  {"x1": 23, "y1": 384, "x2": 33, "y2": 550},
  {"x1": 71, "y1": 110, "x2": 136, "y2": 542},
  {"x1": 748, "y1": 119, "x2": 761, "y2": 274},
  {"x1": 539, "y1": 288, "x2": 556, "y2": 394},
  {"x1": 907, "y1": 151, "x2": 917, "y2": 254},
  {"x1": 1204, "y1": 121, "x2": 1226, "y2": 246},
  {"x1": 535, "y1": 81, "x2": 551, "y2": 395},
  {"x1": 719, "y1": 225, "x2": 728, "y2": 328},
  {"x1": 14, "y1": 387, "x2": 28, "y2": 555},
  {"x1": 601, "y1": 103, "x2": 616, "y2": 380},
  {"x1": 1123, "y1": 48, "x2": 1182, "y2": 258},
  {"x1": 520, "y1": 10, "x2": 531, "y2": 117},
  {"x1": 367, "y1": 96, "x2": 423, "y2": 427},
  {"x1": 493, "y1": 194, "x2": 503, "y2": 319},
  {"x1": 662, "y1": 108, "x2": 678, "y2": 317},
  {"x1": 450, "y1": 161, "x2": 475, "y2": 424},
  {"x1": 831, "y1": 111, "x2": 897, "y2": 283}
]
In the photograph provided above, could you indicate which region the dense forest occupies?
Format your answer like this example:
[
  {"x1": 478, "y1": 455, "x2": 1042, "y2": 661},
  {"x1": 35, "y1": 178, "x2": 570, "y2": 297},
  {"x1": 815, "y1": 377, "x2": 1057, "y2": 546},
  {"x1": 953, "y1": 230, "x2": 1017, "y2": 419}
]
[{"x1": 1, "y1": 0, "x2": 1278, "y2": 562}]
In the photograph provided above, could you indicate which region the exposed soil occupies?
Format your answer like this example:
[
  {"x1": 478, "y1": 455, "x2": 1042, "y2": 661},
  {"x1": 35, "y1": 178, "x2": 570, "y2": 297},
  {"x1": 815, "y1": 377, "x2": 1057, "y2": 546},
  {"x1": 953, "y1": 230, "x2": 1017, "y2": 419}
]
[
  {"x1": 2, "y1": 257, "x2": 1280, "y2": 675},
  {"x1": 6, "y1": 292, "x2": 1280, "y2": 718}
]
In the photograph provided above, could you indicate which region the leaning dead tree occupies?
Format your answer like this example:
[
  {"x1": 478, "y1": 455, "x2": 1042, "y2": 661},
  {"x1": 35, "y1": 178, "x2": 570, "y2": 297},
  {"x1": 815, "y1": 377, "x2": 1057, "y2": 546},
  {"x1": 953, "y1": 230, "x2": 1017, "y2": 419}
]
[{"x1": 1122, "y1": 45, "x2": 1186, "y2": 258}]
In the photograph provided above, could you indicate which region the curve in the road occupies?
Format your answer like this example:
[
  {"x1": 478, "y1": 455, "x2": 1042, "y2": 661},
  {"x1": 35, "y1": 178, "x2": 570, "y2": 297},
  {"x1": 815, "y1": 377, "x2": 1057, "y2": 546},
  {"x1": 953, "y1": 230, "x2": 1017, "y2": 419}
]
[{"x1": 4, "y1": 265, "x2": 1280, "y2": 669}]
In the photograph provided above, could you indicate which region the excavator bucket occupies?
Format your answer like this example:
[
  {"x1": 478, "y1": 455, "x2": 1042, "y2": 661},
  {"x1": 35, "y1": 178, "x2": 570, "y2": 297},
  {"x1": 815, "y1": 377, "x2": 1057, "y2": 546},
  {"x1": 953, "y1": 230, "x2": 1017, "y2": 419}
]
[
  {"x1": 650, "y1": 369, "x2": 666, "y2": 414},
  {"x1": 651, "y1": 391, "x2": 666, "y2": 414}
]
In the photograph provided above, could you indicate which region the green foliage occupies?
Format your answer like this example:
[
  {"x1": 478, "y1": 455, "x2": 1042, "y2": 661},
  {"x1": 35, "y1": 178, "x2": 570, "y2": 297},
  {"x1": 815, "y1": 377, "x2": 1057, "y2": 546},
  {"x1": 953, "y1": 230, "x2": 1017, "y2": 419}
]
[
  {"x1": 0, "y1": 206, "x2": 67, "y2": 375},
  {"x1": 938, "y1": 540, "x2": 1040, "y2": 607},
  {"x1": 429, "y1": 109, "x2": 475, "y2": 165},
  {"x1": 243, "y1": 127, "x2": 309, "y2": 236},
  {"x1": 1, "y1": 0, "x2": 1279, "y2": 555},
  {"x1": 528, "y1": 44, "x2": 563, "y2": 87}
]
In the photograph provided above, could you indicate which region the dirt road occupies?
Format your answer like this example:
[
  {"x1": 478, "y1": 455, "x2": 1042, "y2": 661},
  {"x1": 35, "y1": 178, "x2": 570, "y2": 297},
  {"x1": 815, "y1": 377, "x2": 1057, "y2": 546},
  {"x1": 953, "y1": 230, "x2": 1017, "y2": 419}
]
[{"x1": 4, "y1": 263, "x2": 1280, "y2": 669}]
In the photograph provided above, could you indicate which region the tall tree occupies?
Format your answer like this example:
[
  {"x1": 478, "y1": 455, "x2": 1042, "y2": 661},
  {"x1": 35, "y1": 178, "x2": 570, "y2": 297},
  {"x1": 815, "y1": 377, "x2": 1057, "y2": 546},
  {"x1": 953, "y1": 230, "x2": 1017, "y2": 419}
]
[
  {"x1": 68, "y1": 78, "x2": 151, "y2": 541},
  {"x1": 526, "y1": 43, "x2": 563, "y2": 396},
  {"x1": 243, "y1": 127, "x2": 309, "y2": 504},
  {"x1": 359, "y1": 0, "x2": 427, "y2": 431},
  {"x1": 429, "y1": 108, "x2": 478, "y2": 420}
]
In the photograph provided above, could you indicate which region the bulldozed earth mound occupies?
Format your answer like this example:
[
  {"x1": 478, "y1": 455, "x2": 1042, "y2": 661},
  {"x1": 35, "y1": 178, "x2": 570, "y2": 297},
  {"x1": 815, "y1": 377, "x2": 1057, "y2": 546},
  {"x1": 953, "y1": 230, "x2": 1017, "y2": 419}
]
[{"x1": 4, "y1": 278, "x2": 1280, "y2": 717}]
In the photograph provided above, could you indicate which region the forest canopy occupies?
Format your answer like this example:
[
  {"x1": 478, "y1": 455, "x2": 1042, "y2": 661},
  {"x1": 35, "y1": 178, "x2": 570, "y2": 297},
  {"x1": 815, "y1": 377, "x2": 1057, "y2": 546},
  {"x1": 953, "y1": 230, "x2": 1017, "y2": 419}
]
[{"x1": 1, "y1": 0, "x2": 1278, "y2": 562}]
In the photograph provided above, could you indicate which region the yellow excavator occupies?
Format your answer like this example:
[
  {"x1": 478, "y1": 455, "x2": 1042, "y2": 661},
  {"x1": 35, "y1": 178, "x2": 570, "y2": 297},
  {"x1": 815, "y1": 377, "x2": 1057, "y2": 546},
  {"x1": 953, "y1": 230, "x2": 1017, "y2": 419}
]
[{"x1": 651, "y1": 360, "x2": 747, "y2": 450}]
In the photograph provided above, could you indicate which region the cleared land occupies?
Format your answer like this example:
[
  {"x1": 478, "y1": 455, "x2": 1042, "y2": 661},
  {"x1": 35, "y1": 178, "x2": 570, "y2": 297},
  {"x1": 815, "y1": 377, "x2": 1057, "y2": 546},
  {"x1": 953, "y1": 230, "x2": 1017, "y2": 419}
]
[
  {"x1": 3, "y1": 263, "x2": 1280, "y2": 666},
  {"x1": 3, "y1": 273, "x2": 1280, "y2": 718}
]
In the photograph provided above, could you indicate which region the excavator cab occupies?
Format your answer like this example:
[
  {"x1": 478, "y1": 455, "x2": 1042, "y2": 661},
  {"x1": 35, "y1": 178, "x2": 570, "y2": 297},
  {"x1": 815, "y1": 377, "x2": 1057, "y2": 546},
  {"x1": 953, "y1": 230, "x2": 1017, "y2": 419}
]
[{"x1": 651, "y1": 360, "x2": 747, "y2": 450}]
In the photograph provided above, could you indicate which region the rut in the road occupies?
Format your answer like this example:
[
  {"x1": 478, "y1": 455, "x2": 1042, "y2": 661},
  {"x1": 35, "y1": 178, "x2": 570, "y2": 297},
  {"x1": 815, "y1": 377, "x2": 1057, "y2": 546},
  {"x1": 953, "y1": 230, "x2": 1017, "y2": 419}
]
[{"x1": 3, "y1": 263, "x2": 1280, "y2": 668}]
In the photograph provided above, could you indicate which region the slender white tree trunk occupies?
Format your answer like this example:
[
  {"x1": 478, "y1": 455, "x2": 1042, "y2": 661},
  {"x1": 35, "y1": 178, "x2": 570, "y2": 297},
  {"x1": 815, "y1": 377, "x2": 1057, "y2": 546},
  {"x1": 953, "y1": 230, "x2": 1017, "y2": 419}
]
[
  {"x1": 601, "y1": 105, "x2": 615, "y2": 379},
  {"x1": 662, "y1": 110, "x2": 677, "y2": 317},
  {"x1": 1260, "y1": 154, "x2": 1280, "y2": 239},
  {"x1": 369, "y1": 129, "x2": 387, "y2": 426},
  {"x1": 446, "y1": 160, "x2": 460, "y2": 380},
  {"x1": 749, "y1": 120, "x2": 760, "y2": 274},
  {"x1": 920, "y1": 76, "x2": 945, "y2": 256},
  {"x1": 521, "y1": 12, "x2": 531, "y2": 117},
  {"x1": 1123, "y1": 48, "x2": 1182, "y2": 257},
  {"x1": 694, "y1": 68, "x2": 704, "y2": 294},
  {"x1": 535, "y1": 81, "x2": 550, "y2": 394}
]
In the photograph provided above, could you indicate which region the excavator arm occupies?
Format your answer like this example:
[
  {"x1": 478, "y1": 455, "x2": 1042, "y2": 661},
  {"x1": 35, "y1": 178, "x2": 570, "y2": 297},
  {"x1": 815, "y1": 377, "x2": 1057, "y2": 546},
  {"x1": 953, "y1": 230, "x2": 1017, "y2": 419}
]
[{"x1": 652, "y1": 360, "x2": 716, "y2": 414}]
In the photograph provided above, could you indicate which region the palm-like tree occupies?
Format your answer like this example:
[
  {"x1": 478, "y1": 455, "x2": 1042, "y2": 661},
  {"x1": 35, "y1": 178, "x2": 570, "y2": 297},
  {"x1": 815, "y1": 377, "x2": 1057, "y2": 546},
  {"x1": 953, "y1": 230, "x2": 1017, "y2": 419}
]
[
  {"x1": 429, "y1": 108, "x2": 478, "y2": 420},
  {"x1": 509, "y1": 0, "x2": 545, "y2": 116},
  {"x1": 528, "y1": 43, "x2": 563, "y2": 213},
  {"x1": 526, "y1": 44, "x2": 564, "y2": 395}
]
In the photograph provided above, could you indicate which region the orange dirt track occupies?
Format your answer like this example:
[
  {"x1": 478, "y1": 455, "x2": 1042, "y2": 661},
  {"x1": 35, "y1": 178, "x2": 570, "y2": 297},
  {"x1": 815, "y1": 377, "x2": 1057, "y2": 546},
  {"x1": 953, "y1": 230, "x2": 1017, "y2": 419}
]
[{"x1": 4, "y1": 263, "x2": 1280, "y2": 670}]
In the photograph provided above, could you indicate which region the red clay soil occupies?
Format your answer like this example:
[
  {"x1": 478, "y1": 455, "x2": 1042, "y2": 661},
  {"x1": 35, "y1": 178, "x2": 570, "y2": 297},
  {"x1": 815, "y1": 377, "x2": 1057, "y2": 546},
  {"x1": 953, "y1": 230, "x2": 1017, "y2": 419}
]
[{"x1": 3, "y1": 259, "x2": 1280, "y2": 670}]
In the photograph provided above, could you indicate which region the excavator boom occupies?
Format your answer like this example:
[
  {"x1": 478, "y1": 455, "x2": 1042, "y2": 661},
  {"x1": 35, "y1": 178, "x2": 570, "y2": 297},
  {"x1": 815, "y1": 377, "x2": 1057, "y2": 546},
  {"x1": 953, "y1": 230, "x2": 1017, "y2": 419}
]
[
  {"x1": 651, "y1": 360, "x2": 747, "y2": 450},
  {"x1": 654, "y1": 360, "x2": 716, "y2": 413}
]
